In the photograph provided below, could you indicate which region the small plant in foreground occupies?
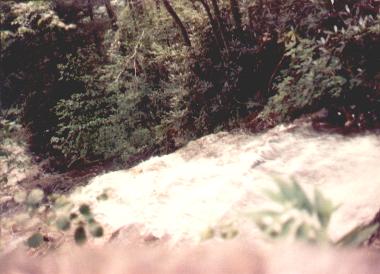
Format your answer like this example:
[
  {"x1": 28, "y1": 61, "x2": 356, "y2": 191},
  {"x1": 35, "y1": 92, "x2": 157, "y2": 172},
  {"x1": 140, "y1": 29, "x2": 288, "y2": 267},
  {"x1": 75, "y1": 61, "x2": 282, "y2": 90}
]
[
  {"x1": 12, "y1": 188, "x2": 105, "y2": 248},
  {"x1": 253, "y1": 179, "x2": 379, "y2": 247}
]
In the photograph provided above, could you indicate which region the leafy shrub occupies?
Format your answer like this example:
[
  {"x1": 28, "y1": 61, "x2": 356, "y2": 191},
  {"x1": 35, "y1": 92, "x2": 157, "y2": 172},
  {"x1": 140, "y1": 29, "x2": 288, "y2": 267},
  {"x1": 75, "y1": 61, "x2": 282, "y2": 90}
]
[
  {"x1": 182, "y1": 0, "x2": 380, "y2": 135},
  {"x1": 52, "y1": 92, "x2": 119, "y2": 167},
  {"x1": 182, "y1": 12, "x2": 283, "y2": 137},
  {"x1": 51, "y1": 52, "x2": 173, "y2": 168},
  {"x1": 258, "y1": 37, "x2": 346, "y2": 126},
  {"x1": 0, "y1": 1, "x2": 111, "y2": 159},
  {"x1": 48, "y1": 1, "x2": 194, "y2": 169},
  {"x1": 257, "y1": 14, "x2": 380, "y2": 130},
  {"x1": 0, "y1": 117, "x2": 30, "y2": 185}
]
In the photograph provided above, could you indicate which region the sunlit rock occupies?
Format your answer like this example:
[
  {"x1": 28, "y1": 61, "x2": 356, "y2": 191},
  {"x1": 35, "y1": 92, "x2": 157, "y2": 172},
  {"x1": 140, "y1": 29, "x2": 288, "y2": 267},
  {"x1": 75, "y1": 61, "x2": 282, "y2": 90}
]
[{"x1": 70, "y1": 122, "x2": 380, "y2": 245}]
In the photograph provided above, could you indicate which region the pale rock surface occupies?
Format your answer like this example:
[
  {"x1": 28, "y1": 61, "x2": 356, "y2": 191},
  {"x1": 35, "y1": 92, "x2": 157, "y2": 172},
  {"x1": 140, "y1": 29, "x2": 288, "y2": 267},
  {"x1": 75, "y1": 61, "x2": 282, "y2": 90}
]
[{"x1": 70, "y1": 122, "x2": 380, "y2": 245}]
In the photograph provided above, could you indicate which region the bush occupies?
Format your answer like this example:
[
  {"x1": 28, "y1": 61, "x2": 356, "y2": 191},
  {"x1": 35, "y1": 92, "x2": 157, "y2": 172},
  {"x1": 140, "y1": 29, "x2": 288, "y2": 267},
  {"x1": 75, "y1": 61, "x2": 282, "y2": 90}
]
[
  {"x1": 182, "y1": 0, "x2": 380, "y2": 135},
  {"x1": 0, "y1": 1, "x2": 110, "y2": 158},
  {"x1": 48, "y1": 1, "x2": 194, "y2": 168},
  {"x1": 51, "y1": 46, "x2": 178, "y2": 168},
  {"x1": 182, "y1": 9, "x2": 284, "y2": 137},
  {"x1": 257, "y1": 14, "x2": 380, "y2": 130}
]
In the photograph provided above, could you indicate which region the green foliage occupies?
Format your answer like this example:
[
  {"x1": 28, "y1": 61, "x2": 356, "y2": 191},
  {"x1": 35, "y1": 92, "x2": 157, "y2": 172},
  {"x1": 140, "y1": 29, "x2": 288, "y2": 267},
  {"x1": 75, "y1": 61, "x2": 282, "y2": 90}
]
[
  {"x1": 0, "y1": 118, "x2": 29, "y2": 185},
  {"x1": 256, "y1": 6, "x2": 380, "y2": 130},
  {"x1": 12, "y1": 188, "x2": 104, "y2": 248},
  {"x1": 50, "y1": 66, "x2": 162, "y2": 167},
  {"x1": 56, "y1": 216, "x2": 71, "y2": 231},
  {"x1": 2, "y1": 0, "x2": 380, "y2": 170},
  {"x1": 0, "y1": 1, "x2": 76, "y2": 105},
  {"x1": 182, "y1": 0, "x2": 374, "y2": 135},
  {"x1": 253, "y1": 179, "x2": 379, "y2": 246},
  {"x1": 74, "y1": 226, "x2": 87, "y2": 245},
  {"x1": 52, "y1": 91, "x2": 120, "y2": 167},
  {"x1": 26, "y1": 233, "x2": 44, "y2": 248},
  {"x1": 259, "y1": 37, "x2": 346, "y2": 124},
  {"x1": 48, "y1": 1, "x2": 190, "y2": 168},
  {"x1": 3, "y1": 0, "x2": 380, "y2": 254},
  {"x1": 0, "y1": 119, "x2": 23, "y2": 154},
  {"x1": 336, "y1": 223, "x2": 380, "y2": 247},
  {"x1": 0, "y1": 0, "x2": 109, "y2": 160}
]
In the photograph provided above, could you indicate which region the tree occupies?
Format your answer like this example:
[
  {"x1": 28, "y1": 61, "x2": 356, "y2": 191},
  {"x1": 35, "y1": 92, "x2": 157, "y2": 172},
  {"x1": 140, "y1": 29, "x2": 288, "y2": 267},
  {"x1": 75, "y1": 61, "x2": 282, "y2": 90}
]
[
  {"x1": 161, "y1": 0, "x2": 192, "y2": 47},
  {"x1": 103, "y1": 0, "x2": 119, "y2": 30},
  {"x1": 195, "y1": 0, "x2": 223, "y2": 54},
  {"x1": 209, "y1": 0, "x2": 229, "y2": 52},
  {"x1": 229, "y1": 0, "x2": 242, "y2": 34}
]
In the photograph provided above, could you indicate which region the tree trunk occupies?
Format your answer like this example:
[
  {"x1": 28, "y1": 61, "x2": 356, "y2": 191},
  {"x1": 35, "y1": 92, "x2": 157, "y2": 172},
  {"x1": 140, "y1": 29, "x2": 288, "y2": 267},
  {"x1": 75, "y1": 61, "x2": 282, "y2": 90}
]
[
  {"x1": 161, "y1": 0, "x2": 192, "y2": 47},
  {"x1": 229, "y1": 0, "x2": 242, "y2": 33},
  {"x1": 87, "y1": 0, "x2": 104, "y2": 55},
  {"x1": 103, "y1": 0, "x2": 118, "y2": 30},
  {"x1": 196, "y1": 0, "x2": 223, "y2": 53},
  {"x1": 87, "y1": 0, "x2": 95, "y2": 20},
  {"x1": 210, "y1": 0, "x2": 229, "y2": 53}
]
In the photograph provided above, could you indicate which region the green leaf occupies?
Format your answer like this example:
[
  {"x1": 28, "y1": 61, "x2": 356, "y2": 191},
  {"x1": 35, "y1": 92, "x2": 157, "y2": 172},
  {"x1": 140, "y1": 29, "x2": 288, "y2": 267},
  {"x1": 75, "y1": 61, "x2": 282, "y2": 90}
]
[
  {"x1": 336, "y1": 223, "x2": 379, "y2": 247},
  {"x1": 279, "y1": 218, "x2": 295, "y2": 237},
  {"x1": 275, "y1": 179, "x2": 295, "y2": 201},
  {"x1": 314, "y1": 189, "x2": 335, "y2": 228},
  {"x1": 263, "y1": 188, "x2": 286, "y2": 204},
  {"x1": 291, "y1": 179, "x2": 314, "y2": 214},
  {"x1": 74, "y1": 226, "x2": 87, "y2": 245},
  {"x1": 26, "y1": 232, "x2": 44, "y2": 248},
  {"x1": 56, "y1": 216, "x2": 71, "y2": 231},
  {"x1": 89, "y1": 224, "x2": 104, "y2": 238},
  {"x1": 86, "y1": 217, "x2": 96, "y2": 224},
  {"x1": 295, "y1": 223, "x2": 309, "y2": 240},
  {"x1": 79, "y1": 204, "x2": 91, "y2": 216}
]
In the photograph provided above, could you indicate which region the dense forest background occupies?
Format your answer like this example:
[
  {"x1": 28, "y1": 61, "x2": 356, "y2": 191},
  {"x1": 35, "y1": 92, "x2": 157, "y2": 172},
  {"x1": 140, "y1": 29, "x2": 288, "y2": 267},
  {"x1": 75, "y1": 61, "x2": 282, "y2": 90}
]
[{"x1": 1, "y1": 0, "x2": 380, "y2": 171}]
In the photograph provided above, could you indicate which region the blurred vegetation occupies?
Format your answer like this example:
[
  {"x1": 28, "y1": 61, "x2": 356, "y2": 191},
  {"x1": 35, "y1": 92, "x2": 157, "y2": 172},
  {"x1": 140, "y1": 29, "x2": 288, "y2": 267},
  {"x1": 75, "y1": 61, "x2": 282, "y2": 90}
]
[
  {"x1": 0, "y1": 117, "x2": 29, "y2": 185},
  {"x1": 252, "y1": 179, "x2": 379, "y2": 247},
  {"x1": 11, "y1": 188, "x2": 106, "y2": 248},
  {"x1": 1, "y1": 0, "x2": 379, "y2": 170},
  {"x1": 197, "y1": 178, "x2": 378, "y2": 248},
  {"x1": 14, "y1": 180, "x2": 377, "y2": 249}
]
